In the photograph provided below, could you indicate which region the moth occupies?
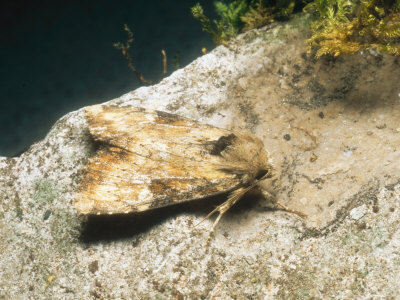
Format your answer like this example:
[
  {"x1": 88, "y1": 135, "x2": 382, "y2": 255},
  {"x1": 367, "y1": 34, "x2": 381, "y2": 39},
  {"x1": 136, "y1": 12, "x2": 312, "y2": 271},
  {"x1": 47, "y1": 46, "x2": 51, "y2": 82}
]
[{"x1": 74, "y1": 104, "x2": 304, "y2": 244}]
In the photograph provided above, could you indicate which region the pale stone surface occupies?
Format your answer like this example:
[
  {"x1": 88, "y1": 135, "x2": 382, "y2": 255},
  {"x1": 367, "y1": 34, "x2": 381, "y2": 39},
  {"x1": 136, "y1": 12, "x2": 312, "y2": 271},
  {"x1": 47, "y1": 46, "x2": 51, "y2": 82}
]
[{"x1": 1, "y1": 14, "x2": 400, "y2": 299}]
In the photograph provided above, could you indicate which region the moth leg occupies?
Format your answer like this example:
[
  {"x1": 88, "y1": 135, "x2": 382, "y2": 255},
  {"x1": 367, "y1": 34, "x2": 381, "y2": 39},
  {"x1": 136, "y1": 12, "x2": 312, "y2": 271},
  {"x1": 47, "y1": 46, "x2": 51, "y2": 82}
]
[
  {"x1": 261, "y1": 189, "x2": 307, "y2": 217},
  {"x1": 201, "y1": 186, "x2": 252, "y2": 250},
  {"x1": 205, "y1": 209, "x2": 224, "y2": 251},
  {"x1": 193, "y1": 186, "x2": 250, "y2": 228},
  {"x1": 193, "y1": 205, "x2": 221, "y2": 228},
  {"x1": 204, "y1": 193, "x2": 242, "y2": 251}
]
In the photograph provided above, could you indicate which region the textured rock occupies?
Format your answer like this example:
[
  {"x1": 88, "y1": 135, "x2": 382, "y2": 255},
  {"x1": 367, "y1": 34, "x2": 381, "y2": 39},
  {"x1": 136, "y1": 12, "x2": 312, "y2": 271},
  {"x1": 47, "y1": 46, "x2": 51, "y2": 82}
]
[{"x1": 1, "y1": 14, "x2": 400, "y2": 299}]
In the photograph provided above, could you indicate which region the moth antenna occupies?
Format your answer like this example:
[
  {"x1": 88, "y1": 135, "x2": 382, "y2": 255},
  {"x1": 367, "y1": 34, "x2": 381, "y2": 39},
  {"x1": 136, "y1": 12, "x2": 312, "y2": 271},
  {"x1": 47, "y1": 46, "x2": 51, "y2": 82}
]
[
  {"x1": 261, "y1": 189, "x2": 307, "y2": 217},
  {"x1": 273, "y1": 201, "x2": 307, "y2": 217}
]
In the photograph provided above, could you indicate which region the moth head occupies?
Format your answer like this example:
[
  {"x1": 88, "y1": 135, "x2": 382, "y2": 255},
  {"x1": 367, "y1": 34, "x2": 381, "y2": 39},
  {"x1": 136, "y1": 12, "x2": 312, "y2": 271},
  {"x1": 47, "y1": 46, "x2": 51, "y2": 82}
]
[{"x1": 211, "y1": 133, "x2": 274, "y2": 185}]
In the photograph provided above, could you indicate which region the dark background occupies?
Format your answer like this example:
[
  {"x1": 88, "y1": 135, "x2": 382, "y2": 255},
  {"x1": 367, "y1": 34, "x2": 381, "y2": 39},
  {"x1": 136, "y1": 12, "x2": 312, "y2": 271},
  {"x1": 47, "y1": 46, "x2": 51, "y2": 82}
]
[{"x1": 0, "y1": 0, "x2": 215, "y2": 157}]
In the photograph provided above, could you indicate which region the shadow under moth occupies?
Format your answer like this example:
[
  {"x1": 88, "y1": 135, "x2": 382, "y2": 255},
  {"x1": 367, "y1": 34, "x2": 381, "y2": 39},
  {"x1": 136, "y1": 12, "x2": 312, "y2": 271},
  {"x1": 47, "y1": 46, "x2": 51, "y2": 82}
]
[{"x1": 74, "y1": 104, "x2": 304, "y2": 247}]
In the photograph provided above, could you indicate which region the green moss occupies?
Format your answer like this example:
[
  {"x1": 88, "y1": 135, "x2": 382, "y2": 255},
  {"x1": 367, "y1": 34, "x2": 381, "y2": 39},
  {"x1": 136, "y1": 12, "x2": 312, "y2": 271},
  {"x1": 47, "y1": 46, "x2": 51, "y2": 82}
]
[
  {"x1": 192, "y1": 0, "x2": 400, "y2": 57},
  {"x1": 305, "y1": 0, "x2": 400, "y2": 57},
  {"x1": 241, "y1": 0, "x2": 296, "y2": 31},
  {"x1": 192, "y1": 1, "x2": 249, "y2": 45},
  {"x1": 192, "y1": 1, "x2": 299, "y2": 45}
]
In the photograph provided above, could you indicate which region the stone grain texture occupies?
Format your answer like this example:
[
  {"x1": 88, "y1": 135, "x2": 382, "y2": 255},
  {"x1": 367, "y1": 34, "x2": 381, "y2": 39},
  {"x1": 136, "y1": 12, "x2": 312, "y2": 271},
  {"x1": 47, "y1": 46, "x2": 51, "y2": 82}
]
[{"x1": 1, "y1": 14, "x2": 400, "y2": 299}]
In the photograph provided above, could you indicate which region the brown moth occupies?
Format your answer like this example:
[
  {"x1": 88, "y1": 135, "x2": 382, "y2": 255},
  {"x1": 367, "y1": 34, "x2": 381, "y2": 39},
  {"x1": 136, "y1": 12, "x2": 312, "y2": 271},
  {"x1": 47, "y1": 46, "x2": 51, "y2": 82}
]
[{"x1": 74, "y1": 104, "x2": 304, "y2": 244}]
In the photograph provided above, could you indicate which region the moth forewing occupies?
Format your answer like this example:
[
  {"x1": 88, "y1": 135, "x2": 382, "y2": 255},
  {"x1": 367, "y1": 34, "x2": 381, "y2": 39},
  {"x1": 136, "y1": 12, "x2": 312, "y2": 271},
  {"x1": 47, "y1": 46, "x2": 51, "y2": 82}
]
[{"x1": 74, "y1": 104, "x2": 277, "y2": 223}]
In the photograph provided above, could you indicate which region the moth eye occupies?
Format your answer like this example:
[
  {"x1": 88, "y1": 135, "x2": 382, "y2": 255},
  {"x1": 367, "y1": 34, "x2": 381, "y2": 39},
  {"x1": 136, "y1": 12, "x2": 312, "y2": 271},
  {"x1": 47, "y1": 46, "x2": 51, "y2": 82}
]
[{"x1": 255, "y1": 170, "x2": 268, "y2": 180}]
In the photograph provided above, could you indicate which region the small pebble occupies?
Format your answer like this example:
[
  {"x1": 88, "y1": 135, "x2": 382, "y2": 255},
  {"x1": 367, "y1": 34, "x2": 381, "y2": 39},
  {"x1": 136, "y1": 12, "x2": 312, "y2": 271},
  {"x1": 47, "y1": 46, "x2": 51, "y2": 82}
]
[
  {"x1": 350, "y1": 205, "x2": 367, "y2": 220},
  {"x1": 310, "y1": 153, "x2": 317, "y2": 162}
]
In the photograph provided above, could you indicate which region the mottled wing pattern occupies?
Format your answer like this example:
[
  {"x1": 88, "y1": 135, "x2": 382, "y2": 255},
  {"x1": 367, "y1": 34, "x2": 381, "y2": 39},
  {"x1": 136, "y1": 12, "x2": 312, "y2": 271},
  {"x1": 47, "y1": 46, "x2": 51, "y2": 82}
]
[{"x1": 74, "y1": 105, "x2": 244, "y2": 214}]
